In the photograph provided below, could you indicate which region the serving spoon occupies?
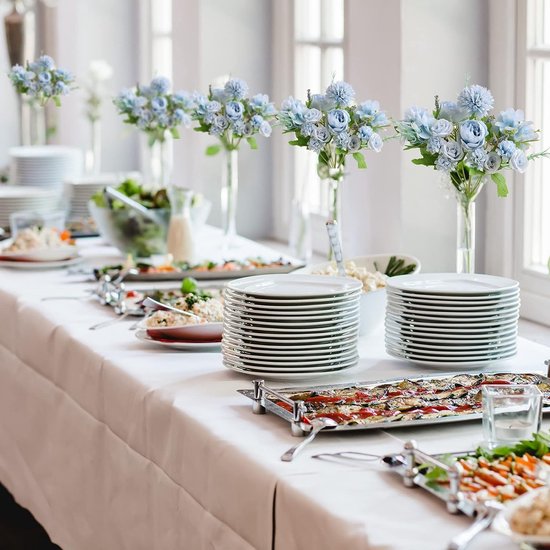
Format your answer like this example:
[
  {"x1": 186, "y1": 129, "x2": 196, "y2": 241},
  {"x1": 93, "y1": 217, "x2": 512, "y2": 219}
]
[
  {"x1": 281, "y1": 417, "x2": 338, "y2": 462},
  {"x1": 325, "y1": 220, "x2": 346, "y2": 277}
]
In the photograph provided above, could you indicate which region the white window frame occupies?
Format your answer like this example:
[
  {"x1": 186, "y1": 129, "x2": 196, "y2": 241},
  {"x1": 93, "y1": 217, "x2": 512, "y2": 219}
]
[{"x1": 486, "y1": 0, "x2": 550, "y2": 326}]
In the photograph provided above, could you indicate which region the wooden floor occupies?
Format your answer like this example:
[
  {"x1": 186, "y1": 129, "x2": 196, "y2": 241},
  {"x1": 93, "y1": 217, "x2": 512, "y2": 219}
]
[{"x1": 0, "y1": 484, "x2": 60, "y2": 550}]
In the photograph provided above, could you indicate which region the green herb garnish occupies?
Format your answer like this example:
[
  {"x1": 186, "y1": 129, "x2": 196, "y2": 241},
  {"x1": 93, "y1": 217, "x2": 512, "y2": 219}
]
[{"x1": 374, "y1": 255, "x2": 417, "y2": 277}]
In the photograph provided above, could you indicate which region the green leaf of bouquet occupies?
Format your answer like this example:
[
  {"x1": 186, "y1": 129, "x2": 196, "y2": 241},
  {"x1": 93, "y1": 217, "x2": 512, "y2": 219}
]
[
  {"x1": 205, "y1": 144, "x2": 221, "y2": 156},
  {"x1": 412, "y1": 157, "x2": 434, "y2": 166},
  {"x1": 53, "y1": 96, "x2": 61, "y2": 108},
  {"x1": 288, "y1": 140, "x2": 302, "y2": 146},
  {"x1": 491, "y1": 172, "x2": 508, "y2": 197},
  {"x1": 352, "y1": 151, "x2": 367, "y2": 169},
  {"x1": 246, "y1": 137, "x2": 258, "y2": 150},
  {"x1": 171, "y1": 128, "x2": 180, "y2": 139}
]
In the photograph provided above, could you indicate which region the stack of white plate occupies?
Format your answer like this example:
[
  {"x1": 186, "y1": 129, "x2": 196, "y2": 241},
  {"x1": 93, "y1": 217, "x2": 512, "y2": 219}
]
[
  {"x1": 0, "y1": 186, "x2": 61, "y2": 228},
  {"x1": 64, "y1": 174, "x2": 118, "y2": 220},
  {"x1": 10, "y1": 146, "x2": 83, "y2": 187},
  {"x1": 222, "y1": 274, "x2": 362, "y2": 379},
  {"x1": 385, "y1": 273, "x2": 520, "y2": 368}
]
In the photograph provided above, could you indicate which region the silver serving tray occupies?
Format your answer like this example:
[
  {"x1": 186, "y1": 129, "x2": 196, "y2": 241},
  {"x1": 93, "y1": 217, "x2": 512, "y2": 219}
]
[{"x1": 238, "y1": 370, "x2": 550, "y2": 436}]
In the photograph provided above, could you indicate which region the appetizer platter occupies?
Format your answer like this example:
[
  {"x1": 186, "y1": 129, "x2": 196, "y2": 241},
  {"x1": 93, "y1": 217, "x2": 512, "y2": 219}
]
[
  {"x1": 94, "y1": 257, "x2": 304, "y2": 282},
  {"x1": 239, "y1": 372, "x2": 550, "y2": 436},
  {"x1": 383, "y1": 433, "x2": 550, "y2": 518}
]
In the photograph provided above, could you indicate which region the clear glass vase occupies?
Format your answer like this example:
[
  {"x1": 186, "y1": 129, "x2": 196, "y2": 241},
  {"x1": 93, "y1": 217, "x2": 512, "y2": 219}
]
[
  {"x1": 151, "y1": 135, "x2": 172, "y2": 188},
  {"x1": 327, "y1": 175, "x2": 343, "y2": 260},
  {"x1": 86, "y1": 119, "x2": 102, "y2": 175},
  {"x1": 21, "y1": 100, "x2": 46, "y2": 146},
  {"x1": 456, "y1": 197, "x2": 475, "y2": 274},
  {"x1": 221, "y1": 148, "x2": 238, "y2": 245},
  {"x1": 289, "y1": 198, "x2": 311, "y2": 262}
]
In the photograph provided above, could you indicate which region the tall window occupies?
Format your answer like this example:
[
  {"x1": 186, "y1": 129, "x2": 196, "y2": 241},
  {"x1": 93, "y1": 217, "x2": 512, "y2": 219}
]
[
  {"x1": 523, "y1": 0, "x2": 550, "y2": 274},
  {"x1": 293, "y1": 0, "x2": 344, "y2": 215},
  {"x1": 150, "y1": 0, "x2": 172, "y2": 79}
]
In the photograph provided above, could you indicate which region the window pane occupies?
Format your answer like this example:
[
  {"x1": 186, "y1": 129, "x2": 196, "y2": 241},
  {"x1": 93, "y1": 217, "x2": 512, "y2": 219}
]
[
  {"x1": 322, "y1": 47, "x2": 344, "y2": 88},
  {"x1": 151, "y1": 0, "x2": 172, "y2": 35},
  {"x1": 152, "y1": 36, "x2": 172, "y2": 79},
  {"x1": 295, "y1": 45, "x2": 321, "y2": 97},
  {"x1": 321, "y1": 0, "x2": 344, "y2": 41},
  {"x1": 295, "y1": 0, "x2": 321, "y2": 41}
]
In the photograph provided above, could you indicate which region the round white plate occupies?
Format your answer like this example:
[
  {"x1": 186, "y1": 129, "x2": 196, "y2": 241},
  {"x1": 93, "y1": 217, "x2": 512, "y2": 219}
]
[
  {"x1": 387, "y1": 273, "x2": 519, "y2": 295},
  {"x1": 387, "y1": 353, "x2": 516, "y2": 368},
  {"x1": 385, "y1": 339, "x2": 517, "y2": 356},
  {"x1": 223, "y1": 296, "x2": 360, "y2": 315},
  {"x1": 135, "y1": 330, "x2": 221, "y2": 351},
  {"x1": 224, "y1": 303, "x2": 359, "y2": 321},
  {"x1": 386, "y1": 296, "x2": 520, "y2": 312},
  {"x1": 223, "y1": 318, "x2": 359, "y2": 334},
  {"x1": 384, "y1": 325, "x2": 517, "y2": 344},
  {"x1": 222, "y1": 347, "x2": 358, "y2": 366},
  {"x1": 223, "y1": 355, "x2": 359, "y2": 372},
  {"x1": 223, "y1": 287, "x2": 361, "y2": 305},
  {"x1": 222, "y1": 333, "x2": 357, "y2": 351},
  {"x1": 385, "y1": 319, "x2": 518, "y2": 336},
  {"x1": 223, "y1": 362, "x2": 355, "y2": 379},
  {"x1": 222, "y1": 340, "x2": 357, "y2": 358},
  {"x1": 0, "y1": 256, "x2": 83, "y2": 269},
  {"x1": 492, "y1": 488, "x2": 550, "y2": 546},
  {"x1": 385, "y1": 304, "x2": 520, "y2": 320},
  {"x1": 222, "y1": 327, "x2": 358, "y2": 345},
  {"x1": 386, "y1": 288, "x2": 520, "y2": 304},
  {"x1": 223, "y1": 309, "x2": 360, "y2": 326},
  {"x1": 226, "y1": 274, "x2": 362, "y2": 298},
  {"x1": 386, "y1": 345, "x2": 517, "y2": 362},
  {"x1": 385, "y1": 313, "x2": 519, "y2": 330},
  {"x1": 0, "y1": 246, "x2": 79, "y2": 262},
  {"x1": 141, "y1": 322, "x2": 223, "y2": 342}
]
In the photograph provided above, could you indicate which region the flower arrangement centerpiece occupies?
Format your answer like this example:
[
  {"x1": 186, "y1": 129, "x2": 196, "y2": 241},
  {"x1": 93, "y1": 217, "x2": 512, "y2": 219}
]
[
  {"x1": 396, "y1": 84, "x2": 546, "y2": 273},
  {"x1": 190, "y1": 77, "x2": 276, "y2": 243},
  {"x1": 82, "y1": 60, "x2": 113, "y2": 174},
  {"x1": 114, "y1": 76, "x2": 193, "y2": 187},
  {"x1": 8, "y1": 54, "x2": 74, "y2": 145},
  {"x1": 278, "y1": 81, "x2": 389, "y2": 253}
]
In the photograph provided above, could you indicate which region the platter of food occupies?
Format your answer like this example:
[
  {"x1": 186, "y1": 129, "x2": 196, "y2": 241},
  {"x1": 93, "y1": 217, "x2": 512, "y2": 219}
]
[
  {"x1": 238, "y1": 372, "x2": 550, "y2": 435},
  {"x1": 383, "y1": 433, "x2": 550, "y2": 518},
  {"x1": 94, "y1": 257, "x2": 303, "y2": 282}
]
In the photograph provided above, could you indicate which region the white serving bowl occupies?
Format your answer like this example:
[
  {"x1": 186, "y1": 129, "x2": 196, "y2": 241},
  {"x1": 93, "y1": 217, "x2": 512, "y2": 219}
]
[{"x1": 294, "y1": 254, "x2": 421, "y2": 336}]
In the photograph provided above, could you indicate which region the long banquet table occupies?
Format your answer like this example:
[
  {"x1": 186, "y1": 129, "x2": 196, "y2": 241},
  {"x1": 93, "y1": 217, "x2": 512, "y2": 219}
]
[{"x1": 1, "y1": 234, "x2": 549, "y2": 550}]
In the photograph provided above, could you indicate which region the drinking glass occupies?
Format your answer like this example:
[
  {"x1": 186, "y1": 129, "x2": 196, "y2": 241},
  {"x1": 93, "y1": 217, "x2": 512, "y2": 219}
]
[
  {"x1": 10, "y1": 210, "x2": 66, "y2": 237},
  {"x1": 482, "y1": 384, "x2": 542, "y2": 448}
]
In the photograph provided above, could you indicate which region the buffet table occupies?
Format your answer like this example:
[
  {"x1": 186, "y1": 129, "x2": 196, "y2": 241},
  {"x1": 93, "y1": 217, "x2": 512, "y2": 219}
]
[{"x1": 0, "y1": 236, "x2": 549, "y2": 550}]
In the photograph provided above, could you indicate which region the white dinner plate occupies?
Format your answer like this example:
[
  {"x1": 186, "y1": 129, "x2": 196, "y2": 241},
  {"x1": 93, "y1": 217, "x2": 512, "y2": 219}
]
[
  {"x1": 0, "y1": 246, "x2": 79, "y2": 262},
  {"x1": 226, "y1": 274, "x2": 362, "y2": 298},
  {"x1": 386, "y1": 345, "x2": 517, "y2": 362},
  {"x1": 223, "y1": 355, "x2": 359, "y2": 371},
  {"x1": 222, "y1": 333, "x2": 357, "y2": 350},
  {"x1": 223, "y1": 296, "x2": 360, "y2": 315},
  {"x1": 223, "y1": 362, "x2": 355, "y2": 379},
  {"x1": 135, "y1": 330, "x2": 221, "y2": 351},
  {"x1": 223, "y1": 304, "x2": 359, "y2": 321},
  {"x1": 222, "y1": 327, "x2": 358, "y2": 346},
  {"x1": 388, "y1": 354, "x2": 517, "y2": 368},
  {"x1": 223, "y1": 287, "x2": 361, "y2": 305},
  {"x1": 385, "y1": 318, "x2": 518, "y2": 335},
  {"x1": 222, "y1": 346, "x2": 358, "y2": 366},
  {"x1": 385, "y1": 289, "x2": 520, "y2": 306},
  {"x1": 386, "y1": 294, "x2": 520, "y2": 311},
  {"x1": 386, "y1": 313, "x2": 519, "y2": 330},
  {"x1": 222, "y1": 340, "x2": 357, "y2": 358},
  {"x1": 223, "y1": 318, "x2": 359, "y2": 334},
  {"x1": 0, "y1": 256, "x2": 83, "y2": 269},
  {"x1": 384, "y1": 325, "x2": 518, "y2": 344},
  {"x1": 386, "y1": 298, "x2": 520, "y2": 313},
  {"x1": 385, "y1": 339, "x2": 517, "y2": 356},
  {"x1": 223, "y1": 310, "x2": 360, "y2": 327},
  {"x1": 387, "y1": 273, "x2": 519, "y2": 295},
  {"x1": 142, "y1": 321, "x2": 223, "y2": 342},
  {"x1": 385, "y1": 304, "x2": 520, "y2": 320}
]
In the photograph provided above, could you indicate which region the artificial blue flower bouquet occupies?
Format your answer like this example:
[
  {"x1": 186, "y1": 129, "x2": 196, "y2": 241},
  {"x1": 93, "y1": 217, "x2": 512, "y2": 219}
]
[
  {"x1": 191, "y1": 77, "x2": 277, "y2": 154},
  {"x1": 278, "y1": 81, "x2": 389, "y2": 180},
  {"x1": 396, "y1": 84, "x2": 544, "y2": 199},
  {"x1": 8, "y1": 55, "x2": 73, "y2": 107},
  {"x1": 114, "y1": 76, "x2": 193, "y2": 145}
]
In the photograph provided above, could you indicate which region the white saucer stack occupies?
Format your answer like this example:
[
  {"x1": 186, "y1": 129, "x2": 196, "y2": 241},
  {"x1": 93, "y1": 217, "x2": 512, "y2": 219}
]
[
  {"x1": 385, "y1": 273, "x2": 520, "y2": 368},
  {"x1": 10, "y1": 146, "x2": 83, "y2": 187},
  {"x1": 0, "y1": 186, "x2": 61, "y2": 228},
  {"x1": 222, "y1": 274, "x2": 362, "y2": 379}
]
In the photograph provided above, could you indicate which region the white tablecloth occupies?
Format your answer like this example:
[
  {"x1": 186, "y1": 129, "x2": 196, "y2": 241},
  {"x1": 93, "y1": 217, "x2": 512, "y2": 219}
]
[{"x1": 0, "y1": 235, "x2": 549, "y2": 550}]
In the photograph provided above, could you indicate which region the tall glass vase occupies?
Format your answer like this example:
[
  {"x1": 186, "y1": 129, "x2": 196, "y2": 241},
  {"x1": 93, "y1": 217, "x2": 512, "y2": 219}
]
[
  {"x1": 221, "y1": 148, "x2": 238, "y2": 245},
  {"x1": 327, "y1": 175, "x2": 343, "y2": 260},
  {"x1": 21, "y1": 100, "x2": 46, "y2": 146},
  {"x1": 150, "y1": 136, "x2": 172, "y2": 188},
  {"x1": 456, "y1": 197, "x2": 475, "y2": 274},
  {"x1": 86, "y1": 119, "x2": 102, "y2": 175}
]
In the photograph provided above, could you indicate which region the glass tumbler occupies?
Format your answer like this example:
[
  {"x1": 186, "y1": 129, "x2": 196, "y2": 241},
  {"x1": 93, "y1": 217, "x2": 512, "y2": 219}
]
[{"x1": 482, "y1": 384, "x2": 542, "y2": 448}]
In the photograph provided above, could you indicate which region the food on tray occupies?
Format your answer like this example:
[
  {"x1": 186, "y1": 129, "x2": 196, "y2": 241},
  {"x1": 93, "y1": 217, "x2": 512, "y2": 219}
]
[
  {"x1": 375, "y1": 255, "x2": 417, "y2": 277},
  {"x1": 273, "y1": 373, "x2": 550, "y2": 427},
  {"x1": 145, "y1": 278, "x2": 223, "y2": 326},
  {"x1": 510, "y1": 488, "x2": 550, "y2": 536},
  {"x1": 424, "y1": 433, "x2": 550, "y2": 504},
  {"x1": 4, "y1": 226, "x2": 74, "y2": 253},
  {"x1": 94, "y1": 256, "x2": 296, "y2": 280}
]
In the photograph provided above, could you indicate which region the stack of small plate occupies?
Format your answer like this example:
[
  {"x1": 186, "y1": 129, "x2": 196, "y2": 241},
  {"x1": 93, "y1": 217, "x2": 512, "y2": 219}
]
[
  {"x1": 385, "y1": 273, "x2": 520, "y2": 367},
  {"x1": 0, "y1": 185, "x2": 62, "y2": 228},
  {"x1": 222, "y1": 274, "x2": 362, "y2": 379},
  {"x1": 10, "y1": 146, "x2": 83, "y2": 187}
]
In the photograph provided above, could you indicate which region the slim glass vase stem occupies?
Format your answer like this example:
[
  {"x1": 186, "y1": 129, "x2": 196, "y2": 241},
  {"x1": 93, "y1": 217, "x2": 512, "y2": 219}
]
[
  {"x1": 90, "y1": 119, "x2": 102, "y2": 175},
  {"x1": 456, "y1": 198, "x2": 475, "y2": 274},
  {"x1": 327, "y1": 177, "x2": 343, "y2": 260},
  {"x1": 221, "y1": 148, "x2": 238, "y2": 245}
]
